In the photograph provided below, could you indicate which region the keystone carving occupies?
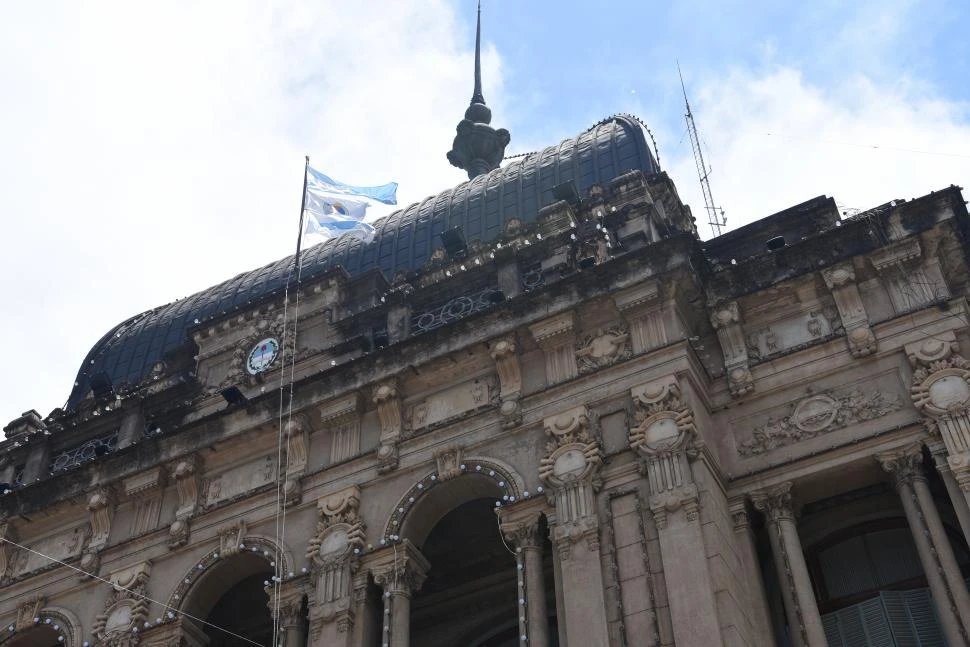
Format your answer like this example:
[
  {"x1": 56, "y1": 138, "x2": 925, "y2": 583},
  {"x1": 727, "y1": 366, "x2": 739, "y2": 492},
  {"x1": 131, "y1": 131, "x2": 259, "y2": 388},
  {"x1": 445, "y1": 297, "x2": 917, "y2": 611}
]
[
  {"x1": 168, "y1": 456, "x2": 201, "y2": 549},
  {"x1": 737, "y1": 387, "x2": 902, "y2": 457},
  {"x1": 489, "y1": 336, "x2": 522, "y2": 427},
  {"x1": 629, "y1": 377, "x2": 700, "y2": 529},
  {"x1": 15, "y1": 594, "x2": 44, "y2": 631},
  {"x1": 217, "y1": 521, "x2": 247, "y2": 559},
  {"x1": 434, "y1": 445, "x2": 464, "y2": 481},
  {"x1": 575, "y1": 325, "x2": 631, "y2": 374},
  {"x1": 373, "y1": 381, "x2": 402, "y2": 473},
  {"x1": 710, "y1": 301, "x2": 754, "y2": 396},
  {"x1": 821, "y1": 262, "x2": 876, "y2": 358}
]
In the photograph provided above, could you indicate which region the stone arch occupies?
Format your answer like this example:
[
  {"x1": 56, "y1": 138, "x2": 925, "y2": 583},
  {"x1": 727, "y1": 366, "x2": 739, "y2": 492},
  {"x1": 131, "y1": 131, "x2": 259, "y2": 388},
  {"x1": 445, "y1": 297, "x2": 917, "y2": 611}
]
[
  {"x1": 165, "y1": 533, "x2": 295, "y2": 616},
  {"x1": 2, "y1": 605, "x2": 83, "y2": 647},
  {"x1": 382, "y1": 456, "x2": 530, "y2": 548}
]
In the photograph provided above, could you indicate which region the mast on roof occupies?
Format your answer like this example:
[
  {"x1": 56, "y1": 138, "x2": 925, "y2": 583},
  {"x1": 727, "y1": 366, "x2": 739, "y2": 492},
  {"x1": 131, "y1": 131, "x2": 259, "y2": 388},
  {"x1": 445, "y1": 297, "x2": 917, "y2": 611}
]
[
  {"x1": 679, "y1": 63, "x2": 726, "y2": 238},
  {"x1": 447, "y1": 1, "x2": 510, "y2": 180}
]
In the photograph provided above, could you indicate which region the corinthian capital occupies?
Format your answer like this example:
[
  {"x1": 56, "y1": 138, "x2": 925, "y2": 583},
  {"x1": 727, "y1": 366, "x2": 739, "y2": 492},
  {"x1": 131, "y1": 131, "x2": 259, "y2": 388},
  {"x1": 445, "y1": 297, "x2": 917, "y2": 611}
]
[
  {"x1": 750, "y1": 482, "x2": 795, "y2": 522},
  {"x1": 876, "y1": 443, "x2": 926, "y2": 488}
]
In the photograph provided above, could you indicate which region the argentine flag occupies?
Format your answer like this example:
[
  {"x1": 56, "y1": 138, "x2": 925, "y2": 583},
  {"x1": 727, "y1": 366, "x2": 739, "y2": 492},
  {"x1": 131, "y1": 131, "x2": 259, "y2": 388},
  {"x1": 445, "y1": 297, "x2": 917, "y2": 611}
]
[{"x1": 303, "y1": 167, "x2": 398, "y2": 244}]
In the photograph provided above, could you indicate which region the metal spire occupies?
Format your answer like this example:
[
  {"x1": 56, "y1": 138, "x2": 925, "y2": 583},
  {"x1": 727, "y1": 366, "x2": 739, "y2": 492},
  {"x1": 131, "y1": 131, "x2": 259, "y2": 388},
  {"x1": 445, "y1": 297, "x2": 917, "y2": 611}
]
[{"x1": 472, "y1": 1, "x2": 485, "y2": 105}]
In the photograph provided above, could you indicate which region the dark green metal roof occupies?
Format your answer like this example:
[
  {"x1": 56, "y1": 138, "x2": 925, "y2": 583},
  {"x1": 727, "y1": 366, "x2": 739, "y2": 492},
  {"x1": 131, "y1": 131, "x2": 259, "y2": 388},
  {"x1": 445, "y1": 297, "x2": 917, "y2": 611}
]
[{"x1": 67, "y1": 115, "x2": 660, "y2": 410}]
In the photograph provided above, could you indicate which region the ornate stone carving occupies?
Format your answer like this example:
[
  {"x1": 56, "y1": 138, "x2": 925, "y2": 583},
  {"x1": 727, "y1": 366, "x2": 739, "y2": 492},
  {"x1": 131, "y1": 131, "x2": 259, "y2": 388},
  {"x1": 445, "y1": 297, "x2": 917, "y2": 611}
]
[
  {"x1": 907, "y1": 334, "x2": 970, "y2": 492},
  {"x1": 92, "y1": 561, "x2": 151, "y2": 647},
  {"x1": 217, "y1": 521, "x2": 247, "y2": 559},
  {"x1": 0, "y1": 519, "x2": 17, "y2": 582},
  {"x1": 750, "y1": 482, "x2": 795, "y2": 523},
  {"x1": 489, "y1": 336, "x2": 522, "y2": 427},
  {"x1": 629, "y1": 377, "x2": 701, "y2": 528},
  {"x1": 821, "y1": 262, "x2": 876, "y2": 357},
  {"x1": 168, "y1": 456, "x2": 200, "y2": 549},
  {"x1": 373, "y1": 381, "x2": 402, "y2": 473},
  {"x1": 737, "y1": 387, "x2": 902, "y2": 457},
  {"x1": 219, "y1": 311, "x2": 293, "y2": 389},
  {"x1": 871, "y1": 239, "x2": 949, "y2": 313},
  {"x1": 306, "y1": 486, "x2": 364, "y2": 635},
  {"x1": 710, "y1": 301, "x2": 754, "y2": 396},
  {"x1": 370, "y1": 540, "x2": 430, "y2": 596},
  {"x1": 403, "y1": 377, "x2": 499, "y2": 434},
  {"x1": 575, "y1": 325, "x2": 631, "y2": 374},
  {"x1": 434, "y1": 445, "x2": 464, "y2": 481},
  {"x1": 540, "y1": 406, "x2": 603, "y2": 560},
  {"x1": 876, "y1": 444, "x2": 925, "y2": 487}
]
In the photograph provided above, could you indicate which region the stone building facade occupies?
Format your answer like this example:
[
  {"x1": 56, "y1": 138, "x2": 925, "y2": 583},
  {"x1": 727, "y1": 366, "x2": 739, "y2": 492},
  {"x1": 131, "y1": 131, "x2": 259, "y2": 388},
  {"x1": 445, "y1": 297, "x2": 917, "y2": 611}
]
[{"x1": 2, "y1": 109, "x2": 970, "y2": 647}]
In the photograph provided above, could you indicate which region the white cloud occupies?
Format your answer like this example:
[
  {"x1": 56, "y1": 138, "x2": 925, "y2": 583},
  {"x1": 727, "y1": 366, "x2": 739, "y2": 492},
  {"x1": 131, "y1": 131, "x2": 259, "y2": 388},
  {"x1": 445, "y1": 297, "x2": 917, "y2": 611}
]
[
  {"x1": 0, "y1": 1, "x2": 502, "y2": 424},
  {"x1": 663, "y1": 66, "x2": 970, "y2": 237}
]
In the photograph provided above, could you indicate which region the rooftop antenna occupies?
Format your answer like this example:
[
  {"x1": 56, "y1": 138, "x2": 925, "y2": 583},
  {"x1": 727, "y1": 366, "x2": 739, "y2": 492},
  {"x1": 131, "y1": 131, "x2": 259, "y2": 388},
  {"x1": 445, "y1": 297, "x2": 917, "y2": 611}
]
[{"x1": 678, "y1": 63, "x2": 726, "y2": 238}]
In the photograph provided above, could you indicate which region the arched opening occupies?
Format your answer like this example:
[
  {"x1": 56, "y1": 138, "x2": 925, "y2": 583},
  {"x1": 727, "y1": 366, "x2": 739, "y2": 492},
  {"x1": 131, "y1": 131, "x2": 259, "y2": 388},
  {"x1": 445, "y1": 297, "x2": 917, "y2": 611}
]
[
  {"x1": 181, "y1": 552, "x2": 276, "y2": 647},
  {"x1": 3, "y1": 625, "x2": 61, "y2": 647},
  {"x1": 410, "y1": 498, "x2": 518, "y2": 646}
]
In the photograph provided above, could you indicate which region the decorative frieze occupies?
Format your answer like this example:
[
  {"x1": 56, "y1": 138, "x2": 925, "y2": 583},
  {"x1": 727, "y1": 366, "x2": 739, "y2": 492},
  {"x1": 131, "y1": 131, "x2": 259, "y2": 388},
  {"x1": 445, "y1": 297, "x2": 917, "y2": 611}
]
[
  {"x1": 373, "y1": 381, "x2": 402, "y2": 473},
  {"x1": 629, "y1": 377, "x2": 699, "y2": 529},
  {"x1": 710, "y1": 301, "x2": 754, "y2": 396},
  {"x1": 576, "y1": 325, "x2": 631, "y2": 374},
  {"x1": 92, "y1": 561, "x2": 151, "y2": 646},
  {"x1": 168, "y1": 456, "x2": 201, "y2": 549},
  {"x1": 403, "y1": 377, "x2": 498, "y2": 433},
  {"x1": 529, "y1": 311, "x2": 578, "y2": 385},
  {"x1": 489, "y1": 336, "x2": 523, "y2": 427},
  {"x1": 821, "y1": 262, "x2": 876, "y2": 358},
  {"x1": 737, "y1": 387, "x2": 902, "y2": 457}
]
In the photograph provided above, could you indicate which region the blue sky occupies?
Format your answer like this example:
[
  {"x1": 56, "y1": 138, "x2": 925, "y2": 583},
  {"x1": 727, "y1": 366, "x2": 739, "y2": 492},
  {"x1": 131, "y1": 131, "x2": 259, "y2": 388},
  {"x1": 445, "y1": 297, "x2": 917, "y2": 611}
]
[{"x1": 0, "y1": 0, "x2": 968, "y2": 424}]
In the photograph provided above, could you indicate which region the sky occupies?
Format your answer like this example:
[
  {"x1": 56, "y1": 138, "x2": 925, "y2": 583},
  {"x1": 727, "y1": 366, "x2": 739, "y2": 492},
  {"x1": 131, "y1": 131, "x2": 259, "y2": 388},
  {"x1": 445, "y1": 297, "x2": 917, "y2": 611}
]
[{"x1": 1, "y1": 0, "x2": 968, "y2": 426}]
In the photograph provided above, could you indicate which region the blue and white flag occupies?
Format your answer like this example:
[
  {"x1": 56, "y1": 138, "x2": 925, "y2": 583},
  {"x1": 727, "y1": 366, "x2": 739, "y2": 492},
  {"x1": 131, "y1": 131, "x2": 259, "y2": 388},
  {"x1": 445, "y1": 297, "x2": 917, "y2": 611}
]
[{"x1": 303, "y1": 167, "x2": 397, "y2": 244}]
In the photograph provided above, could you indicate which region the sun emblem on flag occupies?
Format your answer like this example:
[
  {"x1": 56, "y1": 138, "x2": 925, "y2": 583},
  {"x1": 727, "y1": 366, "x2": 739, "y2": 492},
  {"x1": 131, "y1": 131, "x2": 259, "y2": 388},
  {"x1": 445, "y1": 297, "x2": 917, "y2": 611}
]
[{"x1": 331, "y1": 201, "x2": 349, "y2": 215}]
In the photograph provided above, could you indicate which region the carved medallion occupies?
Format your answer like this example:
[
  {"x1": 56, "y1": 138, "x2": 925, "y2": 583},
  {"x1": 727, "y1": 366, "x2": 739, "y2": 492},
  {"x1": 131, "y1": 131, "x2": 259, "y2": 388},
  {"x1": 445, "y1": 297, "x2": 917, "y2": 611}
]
[{"x1": 575, "y1": 325, "x2": 631, "y2": 374}]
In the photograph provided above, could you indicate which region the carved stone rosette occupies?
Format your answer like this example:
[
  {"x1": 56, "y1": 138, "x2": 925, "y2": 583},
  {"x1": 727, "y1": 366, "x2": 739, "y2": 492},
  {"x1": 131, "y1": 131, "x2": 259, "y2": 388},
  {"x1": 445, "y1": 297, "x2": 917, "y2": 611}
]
[
  {"x1": 907, "y1": 335, "x2": 970, "y2": 491},
  {"x1": 92, "y1": 561, "x2": 151, "y2": 647},
  {"x1": 821, "y1": 262, "x2": 877, "y2": 358},
  {"x1": 629, "y1": 377, "x2": 700, "y2": 529},
  {"x1": 489, "y1": 336, "x2": 523, "y2": 427},
  {"x1": 710, "y1": 301, "x2": 754, "y2": 396},
  {"x1": 168, "y1": 455, "x2": 200, "y2": 549},
  {"x1": 539, "y1": 406, "x2": 603, "y2": 559},
  {"x1": 373, "y1": 381, "x2": 402, "y2": 473},
  {"x1": 306, "y1": 486, "x2": 365, "y2": 635}
]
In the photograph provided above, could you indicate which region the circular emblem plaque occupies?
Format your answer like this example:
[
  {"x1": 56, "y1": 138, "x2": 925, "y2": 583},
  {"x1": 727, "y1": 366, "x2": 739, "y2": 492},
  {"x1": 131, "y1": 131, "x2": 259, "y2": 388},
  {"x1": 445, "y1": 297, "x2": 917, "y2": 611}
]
[{"x1": 246, "y1": 338, "x2": 280, "y2": 375}]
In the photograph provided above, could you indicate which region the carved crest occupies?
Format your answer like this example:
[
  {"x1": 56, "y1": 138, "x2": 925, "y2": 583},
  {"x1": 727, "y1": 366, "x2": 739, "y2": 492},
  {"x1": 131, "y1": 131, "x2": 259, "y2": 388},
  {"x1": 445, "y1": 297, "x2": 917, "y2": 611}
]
[
  {"x1": 93, "y1": 562, "x2": 151, "y2": 647},
  {"x1": 575, "y1": 325, "x2": 631, "y2": 374},
  {"x1": 629, "y1": 378, "x2": 697, "y2": 458},
  {"x1": 306, "y1": 487, "x2": 364, "y2": 568},
  {"x1": 220, "y1": 312, "x2": 294, "y2": 389}
]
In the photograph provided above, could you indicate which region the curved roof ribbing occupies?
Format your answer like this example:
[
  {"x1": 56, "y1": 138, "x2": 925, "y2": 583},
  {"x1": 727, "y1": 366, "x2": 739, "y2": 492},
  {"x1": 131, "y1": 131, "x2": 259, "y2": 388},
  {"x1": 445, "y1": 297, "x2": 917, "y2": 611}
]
[{"x1": 66, "y1": 114, "x2": 660, "y2": 410}]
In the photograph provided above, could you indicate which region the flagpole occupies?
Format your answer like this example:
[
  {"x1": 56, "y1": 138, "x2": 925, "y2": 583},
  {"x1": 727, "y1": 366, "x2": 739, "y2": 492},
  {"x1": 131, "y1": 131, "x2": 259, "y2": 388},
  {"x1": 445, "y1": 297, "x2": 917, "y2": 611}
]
[{"x1": 290, "y1": 155, "x2": 310, "y2": 284}]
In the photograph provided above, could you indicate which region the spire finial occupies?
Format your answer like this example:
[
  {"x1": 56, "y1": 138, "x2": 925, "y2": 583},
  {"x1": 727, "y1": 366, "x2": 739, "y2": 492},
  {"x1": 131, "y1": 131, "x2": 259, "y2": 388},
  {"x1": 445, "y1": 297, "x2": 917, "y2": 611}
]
[
  {"x1": 472, "y1": 0, "x2": 484, "y2": 105},
  {"x1": 447, "y1": 0, "x2": 510, "y2": 180}
]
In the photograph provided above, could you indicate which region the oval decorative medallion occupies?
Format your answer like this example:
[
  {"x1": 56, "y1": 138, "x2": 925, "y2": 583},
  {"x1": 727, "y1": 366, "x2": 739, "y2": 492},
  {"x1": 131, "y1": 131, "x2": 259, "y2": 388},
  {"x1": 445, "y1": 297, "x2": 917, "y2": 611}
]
[
  {"x1": 792, "y1": 395, "x2": 839, "y2": 432},
  {"x1": 246, "y1": 337, "x2": 280, "y2": 375}
]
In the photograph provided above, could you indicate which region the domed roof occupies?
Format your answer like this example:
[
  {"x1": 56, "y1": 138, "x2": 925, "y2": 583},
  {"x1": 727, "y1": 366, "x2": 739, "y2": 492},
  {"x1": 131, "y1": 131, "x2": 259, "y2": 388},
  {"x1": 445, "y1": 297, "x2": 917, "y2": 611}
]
[{"x1": 67, "y1": 115, "x2": 660, "y2": 410}]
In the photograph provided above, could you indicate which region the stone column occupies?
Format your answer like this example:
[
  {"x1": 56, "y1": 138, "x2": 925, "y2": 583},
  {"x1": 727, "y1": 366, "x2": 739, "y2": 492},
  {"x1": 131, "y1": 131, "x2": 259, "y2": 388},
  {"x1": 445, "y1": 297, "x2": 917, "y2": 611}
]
[
  {"x1": 269, "y1": 580, "x2": 307, "y2": 647},
  {"x1": 928, "y1": 439, "x2": 970, "y2": 542},
  {"x1": 750, "y1": 483, "x2": 826, "y2": 647},
  {"x1": 351, "y1": 571, "x2": 379, "y2": 647},
  {"x1": 728, "y1": 498, "x2": 774, "y2": 646},
  {"x1": 499, "y1": 498, "x2": 550, "y2": 647},
  {"x1": 539, "y1": 405, "x2": 610, "y2": 645},
  {"x1": 877, "y1": 444, "x2": 970, "y2": 644},
  {"x1": 629, "y1": 377, "x2": 723, "y2": 646},
  {"x1": 370, "y1": 540, "x2": 430, "y2": 647},
  {"x1": 306, "y1": 486, "x2": 366, "y2": 647}
]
